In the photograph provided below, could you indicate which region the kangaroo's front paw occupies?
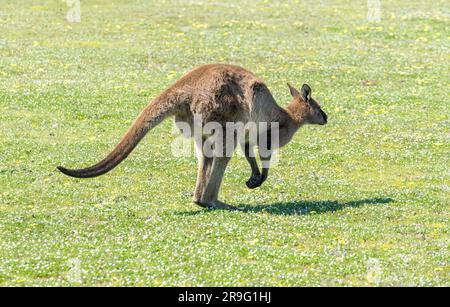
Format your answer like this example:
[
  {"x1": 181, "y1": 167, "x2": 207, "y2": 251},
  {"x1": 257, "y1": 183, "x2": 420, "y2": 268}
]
[{"x1": 246, "y1": 174, "x2": 263, "y2": 189}]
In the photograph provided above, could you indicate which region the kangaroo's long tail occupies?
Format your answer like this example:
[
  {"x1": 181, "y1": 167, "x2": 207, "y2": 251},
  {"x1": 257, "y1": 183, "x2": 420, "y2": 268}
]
[{"x1": 57, "y1": 94, "x2": 174, "y2": 178}]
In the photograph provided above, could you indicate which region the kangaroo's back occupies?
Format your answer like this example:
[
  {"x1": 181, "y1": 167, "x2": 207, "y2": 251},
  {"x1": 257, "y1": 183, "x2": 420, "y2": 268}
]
[{"x1": 169, "y1": 64, "x2": 279, "y2": 123}]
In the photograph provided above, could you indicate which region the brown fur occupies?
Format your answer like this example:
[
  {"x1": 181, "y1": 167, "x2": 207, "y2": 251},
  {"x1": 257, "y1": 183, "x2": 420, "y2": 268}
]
[{"x1": 58, "y1": 64, "x2": 327, "y2": 210}]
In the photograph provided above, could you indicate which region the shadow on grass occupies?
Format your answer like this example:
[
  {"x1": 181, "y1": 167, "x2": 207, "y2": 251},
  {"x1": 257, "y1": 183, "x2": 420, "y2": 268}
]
[
  {"x1": 240, "y1": 197, "x2": 394, "y2": 215},
  {"x1": 177, "y1": 197, "x2": 394, "y2": 216}
]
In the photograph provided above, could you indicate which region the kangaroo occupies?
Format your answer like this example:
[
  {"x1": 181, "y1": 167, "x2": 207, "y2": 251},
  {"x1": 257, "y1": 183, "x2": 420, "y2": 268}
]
[{"x1": 58, "y1": 64, "x2": 327, "y2": 210}]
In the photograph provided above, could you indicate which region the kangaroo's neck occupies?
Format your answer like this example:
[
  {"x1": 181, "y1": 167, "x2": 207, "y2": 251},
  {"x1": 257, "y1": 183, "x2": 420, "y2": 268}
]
[
  {"x1": 269, "y1": 100, "x2": 308, "y2": 148},
  {"x1": 285, "y1": 100, "x2": 308, "y2": 126}
]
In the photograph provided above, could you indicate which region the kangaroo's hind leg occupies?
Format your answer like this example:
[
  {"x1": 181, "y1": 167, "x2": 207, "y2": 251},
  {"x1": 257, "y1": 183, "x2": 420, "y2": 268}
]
[
  {"x1": 201, "y1": 156, "x2": 240, "y2": 210},
  {"x1": 201, "y1": 131, "x2": 241, "y2": 210},
  {"x1": 193, "y1": 139, "x2": 213, "y2": 207}
]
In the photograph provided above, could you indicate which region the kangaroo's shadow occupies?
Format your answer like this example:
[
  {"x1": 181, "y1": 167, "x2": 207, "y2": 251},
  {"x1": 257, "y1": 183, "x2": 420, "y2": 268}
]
[
  {"x1": 176, "y1": 197, "x2": 394, "y2": 216},
  {"x1": 240, "y1": 197, "x2": 394, "y2": 215}
]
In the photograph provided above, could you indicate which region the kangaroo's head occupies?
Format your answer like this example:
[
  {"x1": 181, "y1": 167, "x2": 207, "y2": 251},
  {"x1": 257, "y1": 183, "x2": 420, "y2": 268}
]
[{"x1": 287, "y1": 83, "x2": 328, "y2": 125}]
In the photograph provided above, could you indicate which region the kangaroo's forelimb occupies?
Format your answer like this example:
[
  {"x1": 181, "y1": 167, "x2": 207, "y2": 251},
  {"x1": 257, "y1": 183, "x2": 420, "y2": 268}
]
[
  {"x1": 244, "y1": 152, "x2": 271, "y2": 189},
  {"x1": 243, "y1": 128, "x2": 273, "y2": 189},
  {"x1": 243, "y1": 143, "x2": 262, "y2": 189}
]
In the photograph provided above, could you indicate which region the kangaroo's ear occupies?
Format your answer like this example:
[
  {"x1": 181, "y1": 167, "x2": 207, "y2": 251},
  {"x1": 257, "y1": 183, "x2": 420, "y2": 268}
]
[
  {"x1": 287, "y1": 83, "x2": 300, "y2": 98},
  {"x1": 301, "y1": 84, "x2": 312, "y2": 102}
]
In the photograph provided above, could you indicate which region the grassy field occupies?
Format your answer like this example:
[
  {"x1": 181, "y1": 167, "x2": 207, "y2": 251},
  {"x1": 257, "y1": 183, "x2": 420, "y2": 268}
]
[{"x1": 0, "y1": 0, "x2": 448, "y2": 286}]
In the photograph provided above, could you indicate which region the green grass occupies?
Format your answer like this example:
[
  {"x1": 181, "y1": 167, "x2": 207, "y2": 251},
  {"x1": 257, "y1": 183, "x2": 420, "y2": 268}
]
[{"x1": 0, "y1": 0, "x2": 449, "y2": 286}]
